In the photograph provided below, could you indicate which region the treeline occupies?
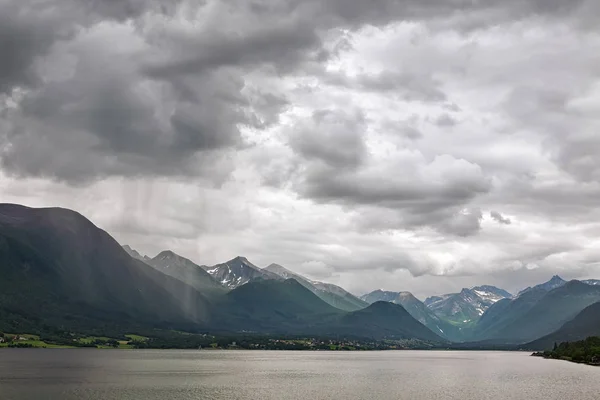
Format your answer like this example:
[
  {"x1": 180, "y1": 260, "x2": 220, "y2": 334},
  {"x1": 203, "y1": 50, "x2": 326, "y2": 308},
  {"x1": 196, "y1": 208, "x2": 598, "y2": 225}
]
[
  {"x1": 130, "y1": 334, "x2": 369, "y2": 350},
  {"x1": 2, "y1": 327, "x2": 436, "y2": 351},
  {"x1": 534, "y1": 336, "x2": 600, "y2": 365}
]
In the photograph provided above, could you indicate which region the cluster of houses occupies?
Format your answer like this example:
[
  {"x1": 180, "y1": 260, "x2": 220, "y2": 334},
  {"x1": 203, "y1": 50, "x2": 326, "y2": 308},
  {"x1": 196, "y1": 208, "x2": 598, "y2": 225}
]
[{"x1": 0, "y1": 335, "x2": 30, "y2": 343}]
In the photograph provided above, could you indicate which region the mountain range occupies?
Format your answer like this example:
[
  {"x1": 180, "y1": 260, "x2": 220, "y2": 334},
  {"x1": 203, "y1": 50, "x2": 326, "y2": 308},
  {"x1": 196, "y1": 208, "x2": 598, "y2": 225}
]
[
  {"x1": 359, "y1": 290, "x2": 460, "y2": 341},
  {"x1": 473, "y1": 280, "x2": 600, "y2": 343},
  {"x1": 0, "y1": 204, "x2": 443, "y2": 344},
  {"x1": 202, "y1": 257, "x2": 282, "y2": 289},
  {"x1": 123, "y1": 247, "x2": 226, "y2": 296},
  {"x1": 423, "y1": 286, "x2": 512, "y2": 326},
  {"x1": 1, "y1": 203, "x2": 599, "y2": 350},
  {"x1": 525, "y1": 301, "x2": 600, "y2": 350},
  {"x1": 264, "y1": 264, "x2": 368, "y2": 312}
]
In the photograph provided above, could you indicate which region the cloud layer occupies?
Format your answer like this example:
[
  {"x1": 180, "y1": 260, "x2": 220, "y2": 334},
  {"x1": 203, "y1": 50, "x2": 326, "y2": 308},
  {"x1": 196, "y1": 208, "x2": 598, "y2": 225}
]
[{"x1": 2, "y1": 0, "x2": 600, "y2": 297}]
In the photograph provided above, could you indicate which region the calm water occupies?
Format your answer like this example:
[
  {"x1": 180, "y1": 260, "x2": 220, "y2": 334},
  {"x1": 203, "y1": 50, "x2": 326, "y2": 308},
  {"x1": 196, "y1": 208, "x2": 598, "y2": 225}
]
[{"x1": 1, "y1": 350, "x2": 599, "y2": 400}]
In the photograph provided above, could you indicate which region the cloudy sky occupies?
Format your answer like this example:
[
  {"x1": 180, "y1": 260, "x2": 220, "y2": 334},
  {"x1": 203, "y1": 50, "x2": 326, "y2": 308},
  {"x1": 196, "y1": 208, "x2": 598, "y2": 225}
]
[{"x1": 2, "y1": 0, "x2": 600, "y2": 298}]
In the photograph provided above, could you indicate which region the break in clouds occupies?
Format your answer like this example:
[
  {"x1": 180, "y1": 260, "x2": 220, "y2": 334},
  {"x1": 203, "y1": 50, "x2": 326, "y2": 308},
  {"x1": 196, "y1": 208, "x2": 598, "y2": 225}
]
[{"x1": 1, "y1": 0, "x2": 600, "y2": 297}]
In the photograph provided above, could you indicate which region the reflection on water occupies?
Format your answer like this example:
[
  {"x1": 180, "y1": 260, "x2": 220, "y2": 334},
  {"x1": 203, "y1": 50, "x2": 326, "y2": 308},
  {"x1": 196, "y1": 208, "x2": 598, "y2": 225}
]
[{"x1": 1, "y1": 349, "x2": 599, "y2": 400}]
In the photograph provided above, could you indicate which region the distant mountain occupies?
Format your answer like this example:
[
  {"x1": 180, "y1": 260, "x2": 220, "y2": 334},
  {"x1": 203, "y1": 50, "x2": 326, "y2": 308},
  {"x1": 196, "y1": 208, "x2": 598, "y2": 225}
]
[
  {"x1": 583, "y1": 279, "x2": 600, "y2": 286},
  {"x1": 517, "y1": 275, "x2": 566, "y2": 296},
  {"x1": 148, "y1": 250, "x2": 227, "y2": 296},
  {"x1": 424, "y1": 286, "x2": 512, "y2": 326},
  {"x1": 121, "y1": 246, "x2": 226, "y2": 296},
  {"x1": 360, "y1": 290, "x2": 462, "y2": 341},
  {"x1": 202, "y1": 257, "x2": 281, "y2": 289},
  {"x1": 122, "y1": 245, "x2": 152, "y2": 263},
  {"x1": 311, "y1": 282, "x2": 368, "y2": 310},
  {"x1": 525, "y1": 301, "x2": 600, "y2": 350},
  {"x1": 475, "y1": 281, "x2": 600, "y2": 343},
  {"x1": 212, "y1": 279, "x2": 444, "y2": 342},
  {"x1": 212, "y1": 278, "x2": 342, "y2": 333},
  {"x1": 321, "y1": 301, "x2": 445, "y2": 343},
  {"x1": 264, "y1": 264, "x2": 367, "y2": 311},
  {"x1": 0, "y1": 203, "x2": 483, "y2": 344},
  {"x1": 472, "y1": 287, "x2": 548, "y2": 341},
  {"x1": 0, "y1": 204, "x2": 210, "y2": 333}
]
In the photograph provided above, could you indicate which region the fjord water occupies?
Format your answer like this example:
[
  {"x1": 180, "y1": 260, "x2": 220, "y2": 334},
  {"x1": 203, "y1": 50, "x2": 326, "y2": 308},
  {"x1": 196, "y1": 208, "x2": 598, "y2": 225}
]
[{"x1": 1, "y1": 350, "x2": 599, "y2": 400}]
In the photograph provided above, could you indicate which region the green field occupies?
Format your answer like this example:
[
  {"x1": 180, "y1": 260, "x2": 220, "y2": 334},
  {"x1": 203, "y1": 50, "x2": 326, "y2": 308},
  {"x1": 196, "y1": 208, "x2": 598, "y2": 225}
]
[
  {"x1": 125, "y1": 334, "x2": 149, "y2": 342},
  {"x1": 0, "y1": 333, "x2": 151, "y2": 349},
  {"x1": 0, "y1": 340, "x2": 75, "y2": 349}
]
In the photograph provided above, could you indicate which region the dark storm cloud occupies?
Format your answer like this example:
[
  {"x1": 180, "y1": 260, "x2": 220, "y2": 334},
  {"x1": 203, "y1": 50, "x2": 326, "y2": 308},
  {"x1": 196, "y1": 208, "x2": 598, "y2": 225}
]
[
  {"x1": 0, "y1": 1, "x2": 295, "y2": 182},
  {"x1": 142, "y1": 22, "x2": 326, "y2": 78},
  {"x1": 2, "y1": 0, "x2": 599, "y2": 183},
  {"x1": 1, "y1": 34, "x2": 248, "y2": 182},
  {"x1": 0, "y1": 0, "x2": 180, "y2": 94},
  {"x1": 0, "y1": 3, "x2": 66, "y2": 94}
]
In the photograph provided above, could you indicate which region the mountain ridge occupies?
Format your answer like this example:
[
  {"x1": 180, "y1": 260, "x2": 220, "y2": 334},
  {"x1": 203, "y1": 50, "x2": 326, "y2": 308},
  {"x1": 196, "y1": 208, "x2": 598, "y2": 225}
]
[
  {"x1": 524, "y1": 301, "x2": 600, "y2": 350},
  {"x1": 0, "y1": 203, "x2": 211, "y2": 333},
  {"x1": 202, "y1": 256, "x2": 282, "y2": 289},
  {"x1": 264, "y1": 263, "x2": 367, "y2": 311},
  {"x1": 474, "y1": 280, "x2": 600, "y2": 343},
  {"x1": 0, "y1": 204, "x2": 441, "y2": 343},
  {"x1": 424, "y1": 285, "x2": 512, "y2": 327},
  {"x1": 360, "y1": 289, "x2": 463, "y2": 341}
]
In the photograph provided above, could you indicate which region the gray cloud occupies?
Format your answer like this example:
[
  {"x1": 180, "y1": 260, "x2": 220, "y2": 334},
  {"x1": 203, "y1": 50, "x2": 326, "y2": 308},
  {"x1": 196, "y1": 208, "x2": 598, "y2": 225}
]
[
  {"x1": 325, "y1": 71, "x2": 447, "y2": 102},
  {"x1": 2, "y1": 0, "x2": 598, "y2": 183},
  {"x1": 291, "y1": 151, "x2": 492, "y2": 235},
  {"x1": 439, "y1": 208, "x2": 483, "y2": 237},
  {"x1": 2, "y1": 0, "x2": 600, "y2": 297},
  {"x1": 289, "y1": 109, "x2": 367, "y2": 169},
  {"x1": 0, "y1": 6, "x2": 59, "y2": 94},
  {"x1": 433, "y1": 113, "x2": 458, "y2": 127},
  {"x1": 490, "y1": 211, "x2": 511, "y2": 225}
]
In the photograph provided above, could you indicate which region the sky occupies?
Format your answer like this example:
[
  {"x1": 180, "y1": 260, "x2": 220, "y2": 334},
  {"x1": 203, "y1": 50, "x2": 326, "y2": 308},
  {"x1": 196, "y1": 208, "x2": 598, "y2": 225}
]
[{"x1": 2, "y1": 0, "x2": 600, "y2": 299}]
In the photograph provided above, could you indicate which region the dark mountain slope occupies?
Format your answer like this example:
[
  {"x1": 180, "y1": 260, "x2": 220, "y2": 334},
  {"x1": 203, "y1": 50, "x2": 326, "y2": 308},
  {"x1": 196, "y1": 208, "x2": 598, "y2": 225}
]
[
  {"x1": 263, "y1": 263, "x2": 367, "y2": 311},
  {"x1": 210, "y1": 279, "x2": 443, "y2": 342},
  {"x1": 361, "y1": 290, "x2": 462, "y2": 341},
  {"x1": 479, "y1": 281, "x2": 600, "y2": 343},
  {"x1": 320, "y1": 301, "x2": 445, "y2": 342},
  {"x1": 0, "y1": 204, "x2": 210, "y2": 332},
  {"x1": 525, "y1": 301, "x2": 600, "y2": 350},
  {"x1": 472, "y1": 288, "x2": 547, "y2": 340},
  {"x1": 211, "y1": 279, "x2": 343, "y2": 333}
]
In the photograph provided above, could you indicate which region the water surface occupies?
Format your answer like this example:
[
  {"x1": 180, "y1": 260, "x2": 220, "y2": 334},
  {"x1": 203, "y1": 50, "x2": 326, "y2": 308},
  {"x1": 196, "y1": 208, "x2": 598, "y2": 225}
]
[{"x1": 1, "y1": 349, "x2": 598, "y2": 399}]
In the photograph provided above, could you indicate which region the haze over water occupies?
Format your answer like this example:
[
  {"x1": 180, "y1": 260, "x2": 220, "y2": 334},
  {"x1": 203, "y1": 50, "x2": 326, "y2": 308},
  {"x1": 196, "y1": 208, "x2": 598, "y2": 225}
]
[{"x1": 1, "y1": 350, "x2": 599, "y2": 400}]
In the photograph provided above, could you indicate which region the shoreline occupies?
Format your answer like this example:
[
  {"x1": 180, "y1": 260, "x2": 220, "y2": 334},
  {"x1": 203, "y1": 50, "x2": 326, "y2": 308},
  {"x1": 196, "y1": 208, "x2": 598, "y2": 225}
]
[{"x1": 531, "y1": 352, "x2": 600, "y2": 367}]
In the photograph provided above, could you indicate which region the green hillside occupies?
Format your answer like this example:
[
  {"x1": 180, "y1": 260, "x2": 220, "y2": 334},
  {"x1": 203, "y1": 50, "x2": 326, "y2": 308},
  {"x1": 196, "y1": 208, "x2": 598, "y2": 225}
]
[
  {"x1": 211, "y1": 279, "x2": 344, "y2": 333},
  {"x1": 525, "y1": 302, "x2": 600, "y2": 350},
  {"x1": 320, "y1": 301, "x2": 445, "y2": 342},
  {"x1": 264, "y1": 264, "x2": 368, "y2": 312},
  {"x1": 474, "y1": 282, "x2": 600, "y2": 343},
  {"x1": 0, "y1": 204, "x2": 211, "y2": 333}
]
